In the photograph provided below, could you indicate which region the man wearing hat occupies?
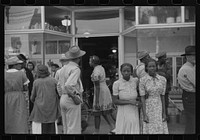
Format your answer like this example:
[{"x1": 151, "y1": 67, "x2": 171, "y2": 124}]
[
  {"x1": 57, "y1": 45, "x2": 86, "y2": 134},
  {"x1": 178, "y1": 45, "x2": 195, "y2": 134},
  {"x1": 156, "y1": 51, "x2": 171, "y2": 121},
  {"x1": 134, "y1": 51, "x2": 151, "y2": 79},
  {"x1": 17, "y1": 54, "x2": 34, "y2": 115}
]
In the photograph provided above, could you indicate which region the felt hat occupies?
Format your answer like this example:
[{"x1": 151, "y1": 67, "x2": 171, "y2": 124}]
[
  {"x1": 181, "y1": 45, "x2": 195, "y2": 56},
  {"x1": 17, "y1": 53, "x2": 28, "y2": 62},
  {"x1": 5, "y1": 56, "x2": 23, "y2": 65},
  {"x1": 155, "y1": 51, "x2": 167, "y2": 59},
  {"x1": 65, "y1": 45, "x2": 86, "y2": 60},
  {"x1": 137, "y1": 51, "x2": 150, "y2": 60},
  {"x1": 37, "y1": 65, "x2": 50, "y2": 78}
]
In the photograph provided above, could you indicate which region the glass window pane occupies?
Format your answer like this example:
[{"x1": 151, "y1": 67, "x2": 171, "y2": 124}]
[
  {"x1": 5, "y1": 6, "x2": 42, "y2": 30},
  {"x1": 45, "y1": 6, "x2": 71, "y2": 33},
  {"x1": 58, "y1": 40, "x2": 70, "y2": 54},
  {"x1": 75, "y1": 10, "x2": 119, "y2": 34},
  {"x1": 185, "y1": 6, "x2": 195, "y2": 22},
  {"x1": 139, "y1": 6, "x2": 181, "y2": 24},
  {"x1": 124, "y1": 7, "x2": 135, "y2": 30},
  {"x1": 29, "y1": 40, "x2": 41, "y2": 55},
  {"x1": 166, "y1": 57, "x2": 173, "y2": 88},
  {"x1": 46, "y1": 41, "x2": 57, "y2": 54}
]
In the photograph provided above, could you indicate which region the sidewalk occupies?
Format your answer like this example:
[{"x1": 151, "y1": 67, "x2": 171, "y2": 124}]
[{"x1": 57, "y1": 115, "x2": 185, "y2": 134}]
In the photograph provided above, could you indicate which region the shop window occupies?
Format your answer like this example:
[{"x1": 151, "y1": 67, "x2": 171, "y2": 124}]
[
  {"x1": 46, "y1": 41, "x2": 57, "y2": 54},
  {"x1": 124, "y1": 7, "x2": 135, "y2": 30},
  {"x1": 29, "y1": 40, "x2": 41, "y2": 55},
  {"x1": 139, "y1": 6, "x2": 181, "y2": 24},
  {"x1": 45, "y1": 6, "x2": 71, "y2": 33},
  {"x1": 75, "y1": 10, "x2": 119, "y2": 34},
  {"x1": 185, "y1": 6, "x2": 195, "y2": 22},
  {"x1": 58, "y1": 40, "x2": 70, "y2": 54},
  {"x1": 5, "y1": 6, "x2": 41, "y2": 30},
  {"x1": 166, "y1": 57, "x2": 173, "y2": 88}
]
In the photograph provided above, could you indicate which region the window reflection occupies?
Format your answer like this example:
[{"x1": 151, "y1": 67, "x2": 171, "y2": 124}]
[
  {"x1": 46, "y1": 41, "x2": 57, "y2": 54},
  {"x1": 139, "y1": 6, "x2": 181, "y2": 24},
  {"x1": 124, "y1": 7, "x2": 135, "y2": 30},
  {"x1": 45, "y1": 6, "x2": 71, "y2": 33},
  {"x1": 185, "y1": 6, "x2": 195, "y2": 22},
  {"x1": 5, "y1": 6, "x2": 41, "y2": 30}
]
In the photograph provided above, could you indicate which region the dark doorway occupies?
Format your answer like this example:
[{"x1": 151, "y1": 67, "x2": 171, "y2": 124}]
[{"x1": 78, "y1": 36, "x2": 118, "y2": 91}]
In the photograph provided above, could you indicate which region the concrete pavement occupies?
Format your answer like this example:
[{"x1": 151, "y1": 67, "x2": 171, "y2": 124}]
[{"x1": 57, "y1": 114, "x2": 185, "y2": 134}]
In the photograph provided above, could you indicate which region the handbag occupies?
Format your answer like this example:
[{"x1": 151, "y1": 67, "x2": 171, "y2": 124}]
[{"x1": 70, "y1": 92, "x2": 82, "y2": 105}]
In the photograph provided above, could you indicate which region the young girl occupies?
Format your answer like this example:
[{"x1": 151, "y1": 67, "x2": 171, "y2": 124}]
[{"x1": 112, "y1": 63, "x2": 140, "y2": 134}]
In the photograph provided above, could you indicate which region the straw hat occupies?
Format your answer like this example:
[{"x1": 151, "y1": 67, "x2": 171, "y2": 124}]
[
  {"x1": 5, "y1": 56, "x2": 23, "y2": 65},
  {"x1": 137, "y1": 51, "x2": 150, "y2": 60},
  {"x1": 65, "y1": 45, "x2": 86, "y2": 60},
  {"x1": 155, "y1": 51, "x2": 167, "y2": 59},
  {"x1": 181, "y1": 45, "x2": 195, "y2": 56},
  {"x1": 59, "y1": 53, "x2": 68, "y2": 61}
]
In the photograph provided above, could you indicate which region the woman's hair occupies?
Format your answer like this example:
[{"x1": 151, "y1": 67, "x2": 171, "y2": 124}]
[
  {"x1": 157, "y1": 59, "x2": 166, "y2": 67},
  {"x1": 144, "y1": 58, "x2": 158, "y2": 73},
  {"x1": 8, "y1": 64, "x2": 14, "y2": 69},
  {"x1": 90, "y1": 55, "x2": 100, "y2": 65},
  {"x1": 120, "y1": 63, "x2": 133, "y2": 73},
  {"x1": 27, "y1": 61, "x2": 35, "y2": 70}
]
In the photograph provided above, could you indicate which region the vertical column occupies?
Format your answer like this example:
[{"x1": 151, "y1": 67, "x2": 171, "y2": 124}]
[
  {"x1": 181, "y1": 6, "x2": 185, "y2": 23},
  {"x1": 135, "y1": 6, "x2": 139, "y2": 25},
  {"x1": 118, "y1": 8, "x2": 125, "y2": 78},
  {"x1": 41, "y1": 6, "x2": 45, "y2": 64},
  {"x1": 156, "y1": 36, "x2": 159, "y2": 53},
  {"x1": 71, "y1": 11, "x2": 76, "y2": 46},
  {"x1": 42, "y1": 33, "x2": 45, "y2": 65},
  {"x1": 41, "y1": 6, "x2": 45, "y2": 30}
]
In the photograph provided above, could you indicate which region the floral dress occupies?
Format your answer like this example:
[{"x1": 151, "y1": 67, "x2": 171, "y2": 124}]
[
  {"x1": 113, "y1": 77, "x2": 140, "y2": 134},
  {"x1": 91, "y1": 65, "x2": 113, "y2": 112},
  {"x1": 139, "y1": 74, "x2": 169, "y2": 134}
]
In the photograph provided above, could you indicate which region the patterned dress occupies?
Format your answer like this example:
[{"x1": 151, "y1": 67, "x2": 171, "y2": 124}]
[
  {"x1": 139, "y1": 74, "x2": 168, "y2": 134},
  {"x1": 113, "y1": 77, "x2": 140, "y2": 134},
  {"x1": 91, "y1": 65, "x2": 113, "y2": 112}
]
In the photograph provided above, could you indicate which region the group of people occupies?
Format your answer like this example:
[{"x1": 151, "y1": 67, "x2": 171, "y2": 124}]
[{"x1": 4, "y1": 44, "x2": 195, "y2": 134}]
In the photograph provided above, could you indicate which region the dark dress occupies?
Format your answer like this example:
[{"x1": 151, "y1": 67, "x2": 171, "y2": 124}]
[{"x1": 4, "y1": 69, "x2": 29, "y2": 134}]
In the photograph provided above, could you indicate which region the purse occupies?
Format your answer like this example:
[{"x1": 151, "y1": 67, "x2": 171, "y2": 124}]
[{"x1": 70, "y1": 92, "x2": 82, "y2": 105}]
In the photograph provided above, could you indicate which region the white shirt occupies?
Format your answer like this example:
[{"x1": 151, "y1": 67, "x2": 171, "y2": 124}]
[
  {"x1": 178, "y1": 62, "x2": 195, "y2": 92},
  {"x1": 57, "y1": 61, "x2": 83, "y2": 103}
]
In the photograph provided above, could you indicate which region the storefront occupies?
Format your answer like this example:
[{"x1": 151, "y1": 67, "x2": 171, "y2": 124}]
[{"x1": 4, "y1": 6, "x2": 195, "y2": 92}]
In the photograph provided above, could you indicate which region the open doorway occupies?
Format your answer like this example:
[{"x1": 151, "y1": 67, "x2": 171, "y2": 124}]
[{"x1": 78, "y1": 36, "x2": 118, "y2": 91}]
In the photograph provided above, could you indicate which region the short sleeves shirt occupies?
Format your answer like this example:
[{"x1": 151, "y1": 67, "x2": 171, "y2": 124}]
[{"x1": 139, "y1": 74, "x2": 166, "y2": 97}]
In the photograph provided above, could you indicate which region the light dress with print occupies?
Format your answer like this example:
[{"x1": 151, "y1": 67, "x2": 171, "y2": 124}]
[
  {"x1": 139, "y1": 74, "x2": 169, "y2": 134},
  {"x1": 91, "y1": 65, "x2": 113, "y2": 112},
  {"x1": 113, "y1": 76, "x2": 140, "y2": 134}
]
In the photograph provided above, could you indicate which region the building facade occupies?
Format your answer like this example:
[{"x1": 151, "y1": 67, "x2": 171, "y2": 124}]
[{"x1": 4, "y1": 6, "x2": 195, "y2": 92}]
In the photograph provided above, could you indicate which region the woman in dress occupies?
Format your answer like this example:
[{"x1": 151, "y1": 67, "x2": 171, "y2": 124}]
[
  {"x1": 89, "y1": 55, "x2": 115, "y2": 134},
  {"x1": 29, "y1": 65, "x2": 60, "y2": 134},
  {"x1": 4, "y1": 56, "x2": 29, "y2": 134},
  {"x1": 139, "y1": 58, "x2": 168, "y2": 134},
  {"x1": 112, "y1": 63, "x2": 140, "y2": 134}
]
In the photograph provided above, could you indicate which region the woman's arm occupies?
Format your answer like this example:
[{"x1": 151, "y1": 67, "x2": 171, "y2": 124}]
[
  {"x1": 94, "y1": 80, "x2": 100, "y2": 108},
  {"x1": 112, "y1": 95, "x2": 137, "y2": 106},
  {"x1": 30, "y1": 81, "x2": 36, "y2": 103},
  {"x1": 161, "y1": 95, "x2": 167, "y2": 121},
  {"x1": 141, "y1": 95, "x2": 149, "y2": 123}
]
